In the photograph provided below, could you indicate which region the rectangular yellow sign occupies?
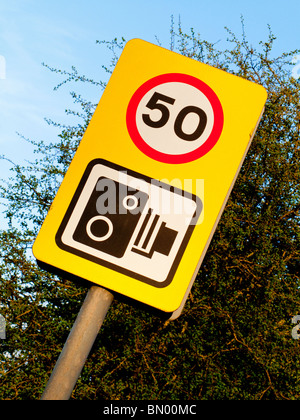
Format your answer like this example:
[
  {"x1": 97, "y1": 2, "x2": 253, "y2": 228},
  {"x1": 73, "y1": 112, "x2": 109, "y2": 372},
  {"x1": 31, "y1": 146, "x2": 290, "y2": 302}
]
[{"x1": 33, "y1": 39, "x2": 267, "y2": 315}]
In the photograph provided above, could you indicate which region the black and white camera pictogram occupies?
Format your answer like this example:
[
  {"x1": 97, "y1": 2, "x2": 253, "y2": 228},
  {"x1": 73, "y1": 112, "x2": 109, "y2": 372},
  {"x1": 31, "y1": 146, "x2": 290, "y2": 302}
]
[{"x1": 56, "y1": 160, "x2": 202, "y2": 287}]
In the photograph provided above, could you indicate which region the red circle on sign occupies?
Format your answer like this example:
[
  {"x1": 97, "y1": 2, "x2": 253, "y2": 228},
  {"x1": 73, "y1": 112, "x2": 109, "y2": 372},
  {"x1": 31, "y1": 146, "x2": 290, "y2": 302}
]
[{"x1": 126, "y1": 73, "x2": 224, "y2": 164}]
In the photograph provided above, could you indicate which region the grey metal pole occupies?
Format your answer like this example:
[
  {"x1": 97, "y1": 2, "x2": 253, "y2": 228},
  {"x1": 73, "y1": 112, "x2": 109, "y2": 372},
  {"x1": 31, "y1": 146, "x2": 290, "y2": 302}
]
[{"x1": 41, "y1": 285, "x2": 114, "y2": 400}]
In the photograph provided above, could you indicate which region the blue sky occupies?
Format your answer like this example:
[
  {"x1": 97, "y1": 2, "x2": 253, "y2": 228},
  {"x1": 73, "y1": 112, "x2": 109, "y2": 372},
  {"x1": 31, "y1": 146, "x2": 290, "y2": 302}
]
[{"x1": 0, "y1": 0, "x2": 299, "y2": 199}]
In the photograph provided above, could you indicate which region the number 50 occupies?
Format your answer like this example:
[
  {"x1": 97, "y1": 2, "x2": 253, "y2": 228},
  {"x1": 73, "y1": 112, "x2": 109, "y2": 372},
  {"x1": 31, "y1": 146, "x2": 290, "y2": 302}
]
[{"x1": 142, "y1": 92, "x2": 207, "y2": 142}]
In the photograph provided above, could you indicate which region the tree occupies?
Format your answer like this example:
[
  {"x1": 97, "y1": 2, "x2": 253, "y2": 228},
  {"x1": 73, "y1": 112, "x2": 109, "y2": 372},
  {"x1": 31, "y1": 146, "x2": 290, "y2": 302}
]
[{"x1": 0, "y1": 19, "x2": 299, "y2": 400}]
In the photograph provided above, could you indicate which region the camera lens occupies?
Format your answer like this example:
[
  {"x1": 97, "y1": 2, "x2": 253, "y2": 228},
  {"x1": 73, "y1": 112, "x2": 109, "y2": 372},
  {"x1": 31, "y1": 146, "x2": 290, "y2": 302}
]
[
  {"x1": 122, "y1": 195, "x2": 139, "y2": 211},
  {"x1": 86, "y1": 216, "x2": 113, "y2": 242},
  {"x1": 72, "y1": 177, "x2": 149, "y2": 258}
]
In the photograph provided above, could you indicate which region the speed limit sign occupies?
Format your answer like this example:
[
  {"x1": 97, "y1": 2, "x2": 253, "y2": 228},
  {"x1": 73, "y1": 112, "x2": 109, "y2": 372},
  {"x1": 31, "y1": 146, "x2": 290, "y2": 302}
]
[
  {"x1": 127, "y1": 73, "x2": 224, "y2": 163},
  {"x1": 33, "y1": 39, "x2": 267, "y2": 317}
]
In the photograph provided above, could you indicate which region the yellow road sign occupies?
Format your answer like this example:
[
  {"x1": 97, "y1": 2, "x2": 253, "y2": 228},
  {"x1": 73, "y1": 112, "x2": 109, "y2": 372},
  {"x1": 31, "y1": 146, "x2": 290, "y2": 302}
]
[{"x1": 33, "y1": 39, "x2": 267, "y2": 315}]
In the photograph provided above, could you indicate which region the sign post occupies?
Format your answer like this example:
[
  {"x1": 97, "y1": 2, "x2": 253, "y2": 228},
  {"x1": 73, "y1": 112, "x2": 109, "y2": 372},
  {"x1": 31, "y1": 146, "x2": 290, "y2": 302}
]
[{"x1": 41, "y1": 286, "x2": 113, "y2": 400}]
